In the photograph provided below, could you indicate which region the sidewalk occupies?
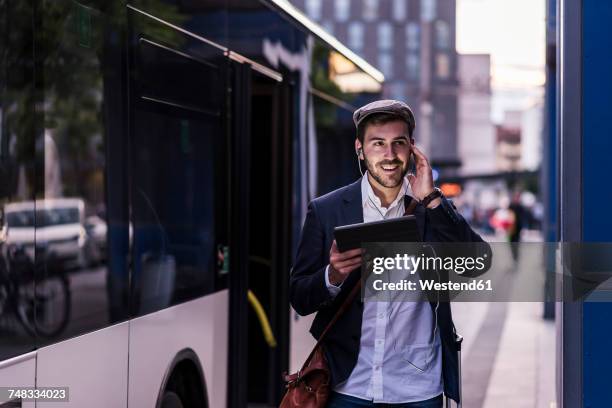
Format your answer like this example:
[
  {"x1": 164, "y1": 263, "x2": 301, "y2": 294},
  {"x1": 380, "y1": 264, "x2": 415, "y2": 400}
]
[
  {"x1": 453, "y1": 302, "x2": 556, "y2": 408},
  {"x1": 454, "y1": 230, "x2": 557, "y2": 407}
]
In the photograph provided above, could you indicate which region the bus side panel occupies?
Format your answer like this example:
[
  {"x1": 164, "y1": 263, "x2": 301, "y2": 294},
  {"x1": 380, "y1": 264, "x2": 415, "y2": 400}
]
[
  {"x1": 0, "y1": 352, "x2": 35, "y2": 407},
  {"x1": 35, "y1": 322, "x2": 129, "y2": 407},
  {"x1": 128, "y1": 290, "x2": 228, "y2": 408}
]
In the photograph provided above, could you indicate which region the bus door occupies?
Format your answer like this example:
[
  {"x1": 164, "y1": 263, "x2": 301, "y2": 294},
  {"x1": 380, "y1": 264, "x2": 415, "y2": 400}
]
[{"x1": 228, "y1": 59, "x2": 292, "y2": 407}]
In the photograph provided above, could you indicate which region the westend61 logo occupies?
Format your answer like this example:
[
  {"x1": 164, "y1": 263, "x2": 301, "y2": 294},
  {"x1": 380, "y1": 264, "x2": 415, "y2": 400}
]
[{"x1": 372, "y1": 253, "x2": 488, "y2": 275}]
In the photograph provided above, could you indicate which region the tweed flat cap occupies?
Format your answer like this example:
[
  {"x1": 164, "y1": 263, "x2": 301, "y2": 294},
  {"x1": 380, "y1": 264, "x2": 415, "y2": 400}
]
[{"x1": 353, "y1": 99, "x2": 416, "y2": 135}]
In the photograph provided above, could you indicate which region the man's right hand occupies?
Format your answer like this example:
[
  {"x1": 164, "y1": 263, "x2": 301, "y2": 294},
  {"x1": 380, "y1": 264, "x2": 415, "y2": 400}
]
[{"x1": 328, "y1": 240, "x2": 362, "y2": 286}]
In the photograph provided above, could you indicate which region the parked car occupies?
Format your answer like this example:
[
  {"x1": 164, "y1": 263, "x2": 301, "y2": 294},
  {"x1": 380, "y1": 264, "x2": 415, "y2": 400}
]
[
  {"x1": 84, "y1": 214, "x2": 107, "y2": 265},
  {"x1": 4, "y1": 198, "x2": 88, "y2": 269}
]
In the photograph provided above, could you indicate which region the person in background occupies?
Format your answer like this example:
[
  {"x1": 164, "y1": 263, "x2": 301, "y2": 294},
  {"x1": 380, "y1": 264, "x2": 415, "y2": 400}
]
[{"x1": 508, "y1": 191, "x2": 527, "y2": 261}]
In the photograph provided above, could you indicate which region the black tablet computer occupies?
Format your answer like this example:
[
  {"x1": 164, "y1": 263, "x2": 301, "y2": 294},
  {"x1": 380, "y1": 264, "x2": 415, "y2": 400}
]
[{"x1": 333, "y1": 215, "x2": 421, "y2": 252}]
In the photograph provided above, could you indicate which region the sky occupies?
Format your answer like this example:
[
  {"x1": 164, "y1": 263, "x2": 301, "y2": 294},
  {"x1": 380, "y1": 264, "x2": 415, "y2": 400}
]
[
  {"x1": 456, "y1": 0, "x2": 546, "y2": 90},
  {"x1": 456, "y1": 0, "x2": 546, "y2": 123}
]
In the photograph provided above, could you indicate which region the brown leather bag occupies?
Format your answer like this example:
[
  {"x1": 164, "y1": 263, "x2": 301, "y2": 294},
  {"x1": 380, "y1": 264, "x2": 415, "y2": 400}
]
[
  {"x1": 279, "y1": 281, "x2": 361, "y2": 408},
  {"x1": 280, "y1": 199, "x2": 418, "y2": 407}
]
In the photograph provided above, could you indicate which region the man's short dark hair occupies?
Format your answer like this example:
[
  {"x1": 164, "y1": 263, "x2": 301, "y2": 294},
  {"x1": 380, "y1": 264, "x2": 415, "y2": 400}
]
[{"x1": 356, "y1": 112, "x2": 413, "y2": 143}]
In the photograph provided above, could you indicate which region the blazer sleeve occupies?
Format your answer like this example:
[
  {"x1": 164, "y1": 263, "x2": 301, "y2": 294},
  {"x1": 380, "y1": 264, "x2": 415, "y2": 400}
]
[
  {"x1": 426, "y1": 197, "x2": 492, "y2": 278},
  {"x1": 289, "y1": 201, "x2": 334, "y2": 316}
]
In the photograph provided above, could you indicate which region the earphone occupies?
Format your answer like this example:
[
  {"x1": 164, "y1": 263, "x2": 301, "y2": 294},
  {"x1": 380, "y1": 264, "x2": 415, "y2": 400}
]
[{"x1": 356, "y1": 147, "x2": 364, "y2": 176}]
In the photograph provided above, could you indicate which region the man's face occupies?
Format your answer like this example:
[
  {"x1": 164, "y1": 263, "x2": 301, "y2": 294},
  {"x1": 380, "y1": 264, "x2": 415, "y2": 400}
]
[{"x1": 358, "y1": 120, "x2": 412, "y2": 189}]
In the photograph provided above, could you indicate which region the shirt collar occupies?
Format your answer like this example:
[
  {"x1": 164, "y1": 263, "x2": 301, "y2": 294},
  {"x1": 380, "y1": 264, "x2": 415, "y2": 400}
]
[{"x1": 360, "y1": 171, "x2": 414, "y2": 211}]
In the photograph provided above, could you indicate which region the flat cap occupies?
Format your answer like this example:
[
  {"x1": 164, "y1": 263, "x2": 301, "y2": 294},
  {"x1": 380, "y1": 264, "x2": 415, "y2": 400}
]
[{"x1": 353, "y1": 99, "x2": 416, "y2": 135}]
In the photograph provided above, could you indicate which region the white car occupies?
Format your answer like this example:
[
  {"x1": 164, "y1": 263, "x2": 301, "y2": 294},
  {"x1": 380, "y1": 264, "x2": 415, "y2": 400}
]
[{"x1": 4, "y1": 198, "x2": 88, "y2": 268}]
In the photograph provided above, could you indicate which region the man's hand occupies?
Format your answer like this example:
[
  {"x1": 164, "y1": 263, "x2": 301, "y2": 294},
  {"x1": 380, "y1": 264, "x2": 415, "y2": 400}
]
[
  {"x1": 407, "y1": 144, "x2": 441, "y2": 208},
  {"x1": 328, "y1": 240, "x2": 362, "y2": 286}
]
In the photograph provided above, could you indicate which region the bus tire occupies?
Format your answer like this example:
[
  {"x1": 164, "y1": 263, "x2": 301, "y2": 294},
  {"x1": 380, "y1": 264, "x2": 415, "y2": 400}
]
[
  {"x1": 161, "y1": 391, "x2": 184, "y2": 408},
  {"x1": 156, "y1": 348, "x2": 208, "y2": 408}
]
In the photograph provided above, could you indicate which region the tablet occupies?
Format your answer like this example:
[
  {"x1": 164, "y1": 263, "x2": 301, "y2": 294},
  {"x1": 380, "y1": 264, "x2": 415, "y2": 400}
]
[{"x1": 333, "y1": 215, "x2": 421, "y2": 252}]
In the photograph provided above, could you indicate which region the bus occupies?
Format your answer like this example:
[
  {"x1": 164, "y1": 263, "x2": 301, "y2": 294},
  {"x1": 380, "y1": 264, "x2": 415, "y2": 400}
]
[{"x1": 0, "y1": 1, "x2": 383, "y2": 407}]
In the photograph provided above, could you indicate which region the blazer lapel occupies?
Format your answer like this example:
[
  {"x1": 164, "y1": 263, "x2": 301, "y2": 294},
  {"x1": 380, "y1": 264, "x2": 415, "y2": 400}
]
[
  {"x1": 333, "y1": 179, "x2": 365, "y2": 300},
  {"x1": 341, "y1": 179, "x2": 363, "y2": 226}
]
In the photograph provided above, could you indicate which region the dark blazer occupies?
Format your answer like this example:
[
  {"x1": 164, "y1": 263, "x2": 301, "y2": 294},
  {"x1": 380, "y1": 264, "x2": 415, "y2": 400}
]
[{"x1": 289, "y1": 179, "x2": 489, "y2": 404}]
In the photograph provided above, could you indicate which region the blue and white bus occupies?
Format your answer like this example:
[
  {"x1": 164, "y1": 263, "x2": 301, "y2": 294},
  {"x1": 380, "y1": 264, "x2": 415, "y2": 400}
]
[{"x1": 0, "y1": 1, "x2": 382, "y2": 406}]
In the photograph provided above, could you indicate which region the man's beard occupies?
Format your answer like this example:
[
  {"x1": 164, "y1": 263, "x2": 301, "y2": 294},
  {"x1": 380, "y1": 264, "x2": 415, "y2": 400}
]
[{"x1": 363, "y1": 155, "x2": 408, "y2": 188}]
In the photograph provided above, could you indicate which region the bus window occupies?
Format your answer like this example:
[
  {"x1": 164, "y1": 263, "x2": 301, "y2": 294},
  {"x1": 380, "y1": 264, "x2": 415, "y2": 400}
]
[
  {"x1": 130, "y1": 39, "x2": 228, "y2": 317},
  {"x1": 0, "y1": 1, "x2": 38, "y2": 363},
  {"x1": 36, "y1": 1, "x2": 130, "y2": 342}
]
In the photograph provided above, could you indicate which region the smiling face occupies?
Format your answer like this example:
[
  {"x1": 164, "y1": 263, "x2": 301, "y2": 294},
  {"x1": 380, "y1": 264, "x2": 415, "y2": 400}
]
[{"x1": 356, "y1": 119, "x2": 412, "y2": 189}]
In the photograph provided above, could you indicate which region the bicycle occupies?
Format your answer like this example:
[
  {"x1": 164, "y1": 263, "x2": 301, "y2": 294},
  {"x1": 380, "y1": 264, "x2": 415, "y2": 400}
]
[{"x1": 0, "y1": 242, "x2": 71, "y2": 338}]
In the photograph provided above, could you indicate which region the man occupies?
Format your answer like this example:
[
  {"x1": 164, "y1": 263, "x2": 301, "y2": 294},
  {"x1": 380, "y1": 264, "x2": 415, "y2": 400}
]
[{"x1": 290, "y1": 100, "x2": 487, "y2": 407}]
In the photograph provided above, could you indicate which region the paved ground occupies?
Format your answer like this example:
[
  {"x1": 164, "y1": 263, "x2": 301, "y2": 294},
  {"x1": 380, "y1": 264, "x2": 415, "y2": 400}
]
[
  {"x1": 453, "y1": 230, "x2": 557, "y2": 408},
  {"x1": 453, "y1": 302, "x2": 556, "y2": 408}
]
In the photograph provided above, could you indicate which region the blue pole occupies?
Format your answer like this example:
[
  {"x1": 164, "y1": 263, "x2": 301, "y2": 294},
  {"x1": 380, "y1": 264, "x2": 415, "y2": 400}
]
[{"x1": 581, "y1": 2, "x2": 612, "y2": 407}]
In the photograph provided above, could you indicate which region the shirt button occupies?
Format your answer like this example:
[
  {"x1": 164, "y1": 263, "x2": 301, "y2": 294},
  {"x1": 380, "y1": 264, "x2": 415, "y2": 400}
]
[
  {"x1": 374, "y1": 365, "x2": 380, "y2": 371},
  {"x1": 378, "y1": 313, "x2": 384, "y2": 318}
]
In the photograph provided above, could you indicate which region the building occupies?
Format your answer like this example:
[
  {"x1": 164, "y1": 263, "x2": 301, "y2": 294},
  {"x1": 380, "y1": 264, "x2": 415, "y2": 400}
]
[
  {"x1": 292, "y1": 0, "x2": 461, "y2": 174},
  {"x1": 521, "y1": 100, "x2": 543, "y2": 171},
  {"x1": 496, "y1": 111, "x2": 522, "y2": 171},
  {"x1": 494, "y1": 107, "x2": 543, "y2": 172},
  {"x1": 458, "y1": 53, "x2": 496, "y2": 175}
]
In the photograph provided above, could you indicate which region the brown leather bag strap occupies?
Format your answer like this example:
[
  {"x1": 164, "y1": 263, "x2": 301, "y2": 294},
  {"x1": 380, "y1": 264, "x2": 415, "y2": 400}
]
[
  {"x1": 316, "y1": 279, "x2": 362, "y2": 343},
  {"x1": 301, "y1": 279, "x2": 362, "y2": 369}
]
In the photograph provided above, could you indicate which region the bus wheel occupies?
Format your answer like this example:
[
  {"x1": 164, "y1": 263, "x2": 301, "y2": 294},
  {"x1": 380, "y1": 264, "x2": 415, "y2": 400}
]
[
  {"x1": 157, "y1": 349, "x2": 207, "y2": 408},
  {"x1": 161, "y1": 391, "x2": 183, "y2": 408}
]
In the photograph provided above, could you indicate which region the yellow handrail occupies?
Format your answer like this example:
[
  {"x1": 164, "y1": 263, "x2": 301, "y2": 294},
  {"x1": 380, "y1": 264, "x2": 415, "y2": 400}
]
[{"x1": 247, "y1": 289, "x2": 277, "y2": 348}]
